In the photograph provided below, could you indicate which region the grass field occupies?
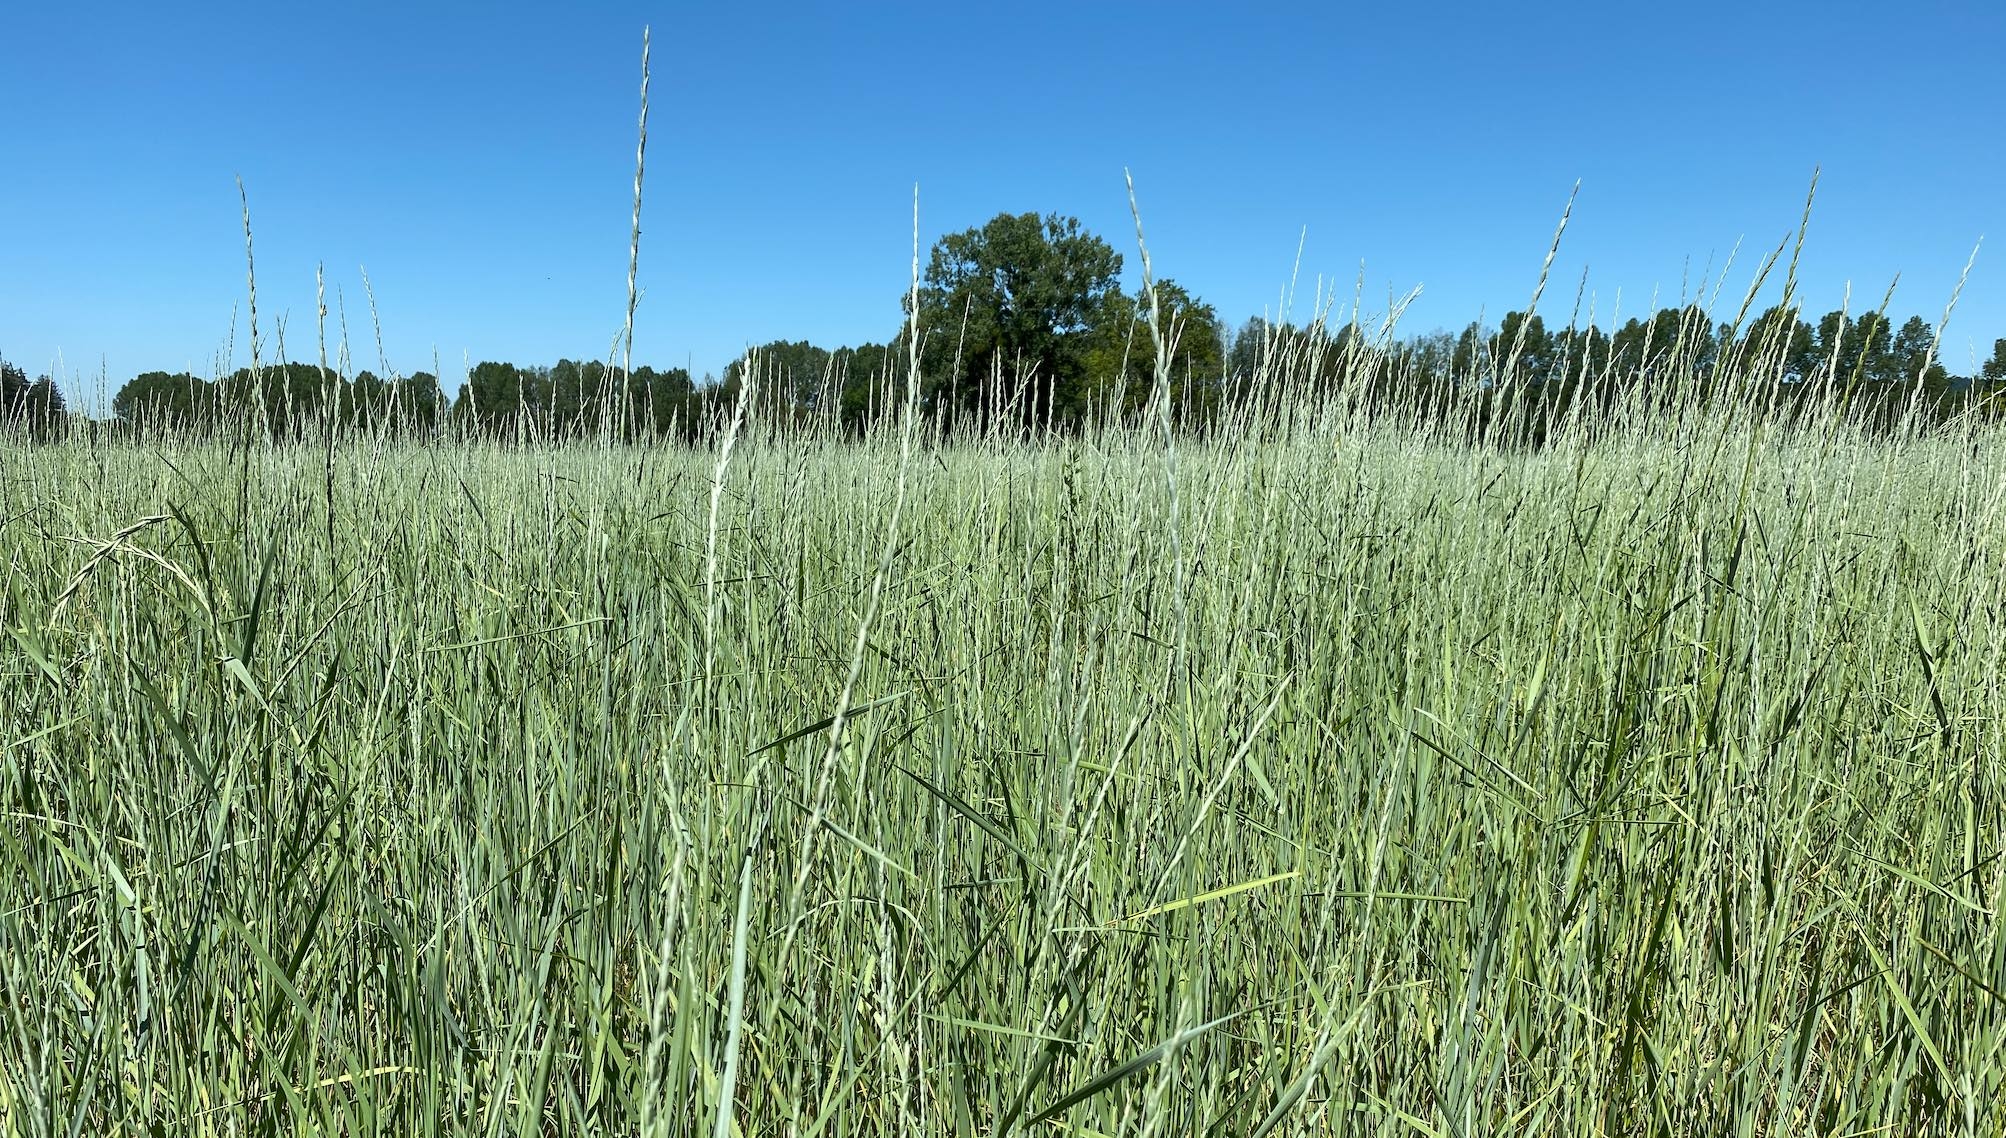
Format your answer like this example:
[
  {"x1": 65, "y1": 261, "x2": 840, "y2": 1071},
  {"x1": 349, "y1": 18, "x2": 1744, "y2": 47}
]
[{"x1": 4, "y1": 382, "x2": 2005, "y2": 1134}]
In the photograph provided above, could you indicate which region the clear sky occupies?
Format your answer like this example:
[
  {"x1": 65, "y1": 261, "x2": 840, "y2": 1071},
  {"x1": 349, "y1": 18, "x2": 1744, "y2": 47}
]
[{"x1": 3, "y1": 0, "x2": 2001, "y2": 409}]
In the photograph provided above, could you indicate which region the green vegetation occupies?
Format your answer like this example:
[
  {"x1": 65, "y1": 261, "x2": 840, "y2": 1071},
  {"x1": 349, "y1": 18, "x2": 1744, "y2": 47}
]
[
  {"x1": 70, "y1": 210, "x2": 2006, "y2": 444},
  {"x1": 6, "y1": 147, "x2": 2006, "y2": 1132},
  {"x1": 0, "y1": 360, "x2": 66, "y2": 442},
  {"x1": 4, "y1": 325, "x2": 2005, "y2": 1134},
  {"x1": 110, "y1": 365, "x2": 449, "y2": 440}
]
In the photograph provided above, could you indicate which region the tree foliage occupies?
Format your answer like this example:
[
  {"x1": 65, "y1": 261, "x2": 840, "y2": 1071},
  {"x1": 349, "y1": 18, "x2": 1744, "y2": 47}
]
[
  {"x1": 108, "y1": 364, "x2": 444, "y2": 437},
  {"x1": 456, "y1": 359, "x2": 693, "y2": 438},
  {"x1": 1080, "y1": 279, "x2": 1226, "y2": 417},
  {"x1": 1982, "y1": 339, "x2": 2006, "y2": 385},
  {"x1": 916, "y1": 212, "x2": 1123, "y2": 427},
  {"x1": 2, "y1": 359, "x2": 67, "y2": 439}
]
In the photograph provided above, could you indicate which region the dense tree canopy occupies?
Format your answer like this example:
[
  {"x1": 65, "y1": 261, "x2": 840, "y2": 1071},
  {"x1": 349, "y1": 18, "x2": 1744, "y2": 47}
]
[
  {"x1": 915, "y1": 212, "x2": 1124, "y2": 426},
  {"x1": 1079, "y1": 279, "x2": 1228, "y2": 417},
  {"x1": 112, "y1": 370, "x2": 206, "y2": 426},
  {"x1": 2, "y1": 359, "x2": 67, "y2": 438},
  {"x1": 106, "y1": 364, "x2": 444, "y2": 437},
  {"x1": 1741, "y1": 306, "x2": 1821, "y2": 381},
  {"x1": 455, "y1": 359, "x2": 692, "y2": 438},
  {"x1": 1984, "y1": 339, "x2": 2006, "y2": 384},
  {"x1": 719, "y1": 340, "x2": 900, "y2": 432}
]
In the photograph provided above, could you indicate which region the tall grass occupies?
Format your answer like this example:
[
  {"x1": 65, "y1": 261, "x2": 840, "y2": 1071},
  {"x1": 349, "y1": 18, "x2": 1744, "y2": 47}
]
[{"x1": 4, "y1": 332, "x2": 2005, "y2": 1134}]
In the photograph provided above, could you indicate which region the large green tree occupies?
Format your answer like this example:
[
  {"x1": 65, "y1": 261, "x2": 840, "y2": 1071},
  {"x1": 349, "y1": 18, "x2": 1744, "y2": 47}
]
[
  {"x1": 455, "y1": 359, "x2": 688, "y2": 438},
  {"x1": 1740, "y1": 305, "x2": 1820, "y2": 381},
  {"x1": 1815, "y1": 310, "x2": 1900, "y2": 388},
  {"x1": 723, "y1": 341, "x2": 833, "y2": 412},
  {"x1": 1492, "y1": 311, "x2": 1553, "y2": 384},
  {"x1": 1223, "y1": 316, "x2": 1369, "y2": 403},
  {"x1": 1081, "y1": 279, "x2": 1225, "y2": 417},
  {"x1": 458, "y1": 361, "x2": 534, "y2": 432},
  {"x1": 915, "y1": 212, "x2": 1122, "y2": 426},
  {"x1": 1552, "y1": 323, "x2": 1612, "y2": 383},
  {"x1": 392, "y1": 372, "x2": 446, "y2": 432},
  {"x1": 1887, "y1": 316, "x2": 1948, "y2": 388},
  {"x1": 722, "y1": 340, "x2": 897, "y2": 431},
  {"x1": 112, "y1": 370, "x2": 208, "y2": 426},
  {"x1": 1608, "y1": 305, "x2": 1717, "y2": 387}
]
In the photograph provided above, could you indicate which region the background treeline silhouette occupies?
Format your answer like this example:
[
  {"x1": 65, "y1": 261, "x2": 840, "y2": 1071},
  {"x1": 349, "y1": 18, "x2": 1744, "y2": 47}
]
[
  {"x1": 108, "y1": 365, "x2": 447, "y2": 437},
  {"x1": 16, "y1": 211, "x2": 2006, "y2": 443},
  {"x1": 1, "y1": 360, "x2": 69, "y2": 440}
]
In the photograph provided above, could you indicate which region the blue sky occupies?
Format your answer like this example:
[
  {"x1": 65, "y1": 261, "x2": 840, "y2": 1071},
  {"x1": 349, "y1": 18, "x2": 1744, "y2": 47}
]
[{"x1": 3, "y1": 1, "x2": 2001, "y2": 408}]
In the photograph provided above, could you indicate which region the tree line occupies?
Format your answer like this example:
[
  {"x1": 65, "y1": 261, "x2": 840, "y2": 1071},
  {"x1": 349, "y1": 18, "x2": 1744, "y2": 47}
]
[
  {"x1": 97, "y1": 360, "x2": 701, "y2": 441},
  {"x1": 1, "y1": 360, "x2": 68, "y2": 439},
  {"x1": 16, "y1": 210, "x2": 2006, "y2": 443}
]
